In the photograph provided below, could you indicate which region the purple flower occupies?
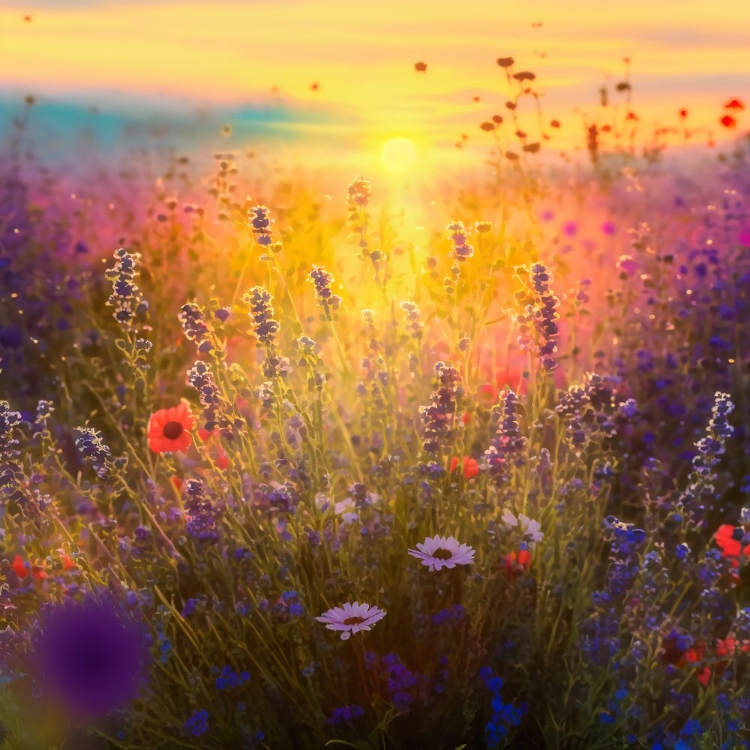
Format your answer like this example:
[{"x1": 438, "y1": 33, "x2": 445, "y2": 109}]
[{"x1": 34, "y1": 596, "x2": 151, "y2": 716}]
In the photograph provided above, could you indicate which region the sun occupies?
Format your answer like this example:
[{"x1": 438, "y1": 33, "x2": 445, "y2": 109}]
[{"x1": 380, "y1": 137, "x2": 418, "y2": 173}]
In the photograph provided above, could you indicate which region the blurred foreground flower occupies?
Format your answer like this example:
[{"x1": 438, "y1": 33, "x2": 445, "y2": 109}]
[
  {"x1": 450, "y1": 455, "x2": 479, "y2": 479},
  {"x1": 34, "y1": 597, "x2": 151, "y2": 716},
  {"x1": 316, "y1": 602, "x2": 386, "y2": 640},
  {"x1": 408, "y1": 535, "x2": 475, "y2": 572}
]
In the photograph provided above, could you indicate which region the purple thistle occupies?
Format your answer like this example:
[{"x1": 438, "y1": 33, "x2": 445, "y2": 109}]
[{"x1": 34, "y1": 596, "x2": 151, "y2": 717}]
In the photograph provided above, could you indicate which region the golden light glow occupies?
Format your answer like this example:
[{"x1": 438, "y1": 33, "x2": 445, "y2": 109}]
[
  {"x1": 381, "y1": 138, "x2": 418, "y2": 172},
  {"x1": 0, "y1": 0, "x2": 748, "y2": 158}
]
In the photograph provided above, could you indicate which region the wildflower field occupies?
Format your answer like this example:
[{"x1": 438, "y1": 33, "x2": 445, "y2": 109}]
[{"x1": 2, "y1": 24, "x2": 750, "y2": 750}]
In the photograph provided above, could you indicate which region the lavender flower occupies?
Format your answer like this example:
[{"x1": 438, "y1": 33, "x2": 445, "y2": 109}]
[
  {"x1": 677, "y1": 391, "x2": 735, "y2": 528},
  {"x1": 183, "y1": 479, "x2": 220, "y2": 543},
  {"x1": 248, "y1": 205, "x2": 274, "y2": 247},
  {"x1": 179, "y1": 302, "x2": 214, "y2": 353},
  {"x1": 485, "y1": 389, "x2": 526, "y2": 483},
  {"x1": 308, "y1": 265, "x2": 342, "y2": 318},
  {"x1": 187, "y1": 360, "x2": 227, "y2": 430},
  {"x1": 446, "y1": 220, "x2": 474, "y2": 262},
  {"x1": 105, "y1": 248, "x2": 145, "y2": 330},
  {"x1": 516, "y1": 262, "x2": 560, "y2": 371},
  {"x1": 346, "y1": 176, "x2": 371, "y2": 208},
  {"x1": 242, "y1": 286, "x2": 280, "y2": 347},
  {"x1": 74, "y1": 427, "x2": 112, "y2": 480},
  {"x1": 419, "y1": 362, "x2": 463, "y2": 455}
]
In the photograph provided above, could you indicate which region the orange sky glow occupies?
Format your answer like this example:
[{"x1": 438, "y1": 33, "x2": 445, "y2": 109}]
[{"x1": 1, "y1": 0, "x2": 749, "y2": 171}]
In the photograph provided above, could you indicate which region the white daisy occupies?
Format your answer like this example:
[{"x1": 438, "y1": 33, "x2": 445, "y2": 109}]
[
  {"x1": 315, "y1": 494, "x2": 359, "y2": 525},
  {"x1": 502, "y1": 510, "x2": 544, "y2": 546},
  {"x1": 408, "y1": 534, "x2": 475, "y2": 572},
  {"x1": 316, "y1": 602, "x2": 386, "y2": 640}
]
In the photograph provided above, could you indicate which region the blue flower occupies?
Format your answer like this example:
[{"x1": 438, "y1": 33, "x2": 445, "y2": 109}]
[{"x1": 184, "y1": 709, "x2": 210, "y2": 737}]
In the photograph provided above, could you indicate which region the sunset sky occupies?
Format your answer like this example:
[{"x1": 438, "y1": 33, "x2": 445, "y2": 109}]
[{"x1": 1, "y1": 0, "x2": 748, "y2": 168}]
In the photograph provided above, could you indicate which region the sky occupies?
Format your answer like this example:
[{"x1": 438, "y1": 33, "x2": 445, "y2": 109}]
[{"x1": 1, "y1": 0, "x2": 749, "y2": 168}]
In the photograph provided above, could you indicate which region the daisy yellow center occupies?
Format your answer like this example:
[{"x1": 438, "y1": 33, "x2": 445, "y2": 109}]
[
  {"x1": 163, "y1": 421, "x2": 184, "y2": 440},
  {"x1": 343, "y1": 616, "x2": 365, "y2": 626},
  {"x1": 432, "y1": 548, "x2": 453, "y2": 560}
]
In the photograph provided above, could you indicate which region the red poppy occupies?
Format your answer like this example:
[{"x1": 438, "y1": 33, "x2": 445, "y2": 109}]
[
  {"x1": 724, "y1": 98, "x2": 745, "y2": 110},
  {"x1": 713, "y1": 524, "x2": 750, "y2": 563},
  {"x1": 461, "y1": 412, "x2": 472, "y2": 425},
  {"x1": 198, "y1": 428, "x2": 229, "y2": 470},
  {"x1": 716, "y1": 636, "x2": 750, "y2": 659},
  {"x1": 679, "y1": 109, "x2": 688, "y2": 119},
  {"x1": 696, "y1": 667, "x2": 712, "y2": 687},
  {"x1": 720, "y1": 115, "x2": 737, "y2": 128},
  {"x1": 450, "y1": 456, "x2": 479, "y2": 479},
  {"x1": 11, "y1": 555, "x2": 28, "y2": 579},
  {"x1": 61, "y1": 554, "x2": 76, "y2": 571},
  {"x1": 32, "y1": 563, "x2": 48, "y2": 580},
  {"x1": 147, "y1": 402, "x2": 194, "y2": 454},
  {"x1": 683, "y1": 642, "x2": 706, "y2": 664},
  {"x1": 170, "y1": 475, "x2": 184, "y2": 492},
  {"x1": 505, "y1": 549, "x2": 532, "y2": 581},
  {"x1": 414, "y1": 62, "x2": 427, "y2": 73},
  {"x1": 626, "y1": 112, "x2": 639, "y2": 122}
]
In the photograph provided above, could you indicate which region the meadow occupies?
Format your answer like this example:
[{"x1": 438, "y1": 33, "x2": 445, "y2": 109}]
[{"x1": 0, "y1": 59, "x2": 749, "y2": 750}]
